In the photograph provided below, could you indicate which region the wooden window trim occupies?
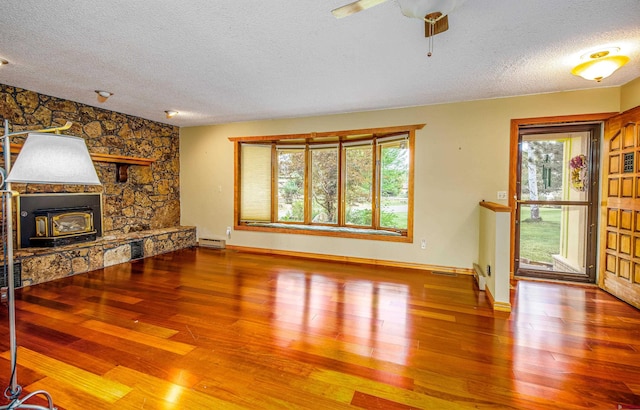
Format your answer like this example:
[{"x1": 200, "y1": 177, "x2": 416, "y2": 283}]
[{"x1": 228, "y1": 124, "x2": 425, "y2": 143}]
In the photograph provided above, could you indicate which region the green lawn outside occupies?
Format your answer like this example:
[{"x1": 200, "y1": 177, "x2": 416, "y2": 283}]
[{"x1": 519, "y1": 206, "x2": 561, "y2": 264}]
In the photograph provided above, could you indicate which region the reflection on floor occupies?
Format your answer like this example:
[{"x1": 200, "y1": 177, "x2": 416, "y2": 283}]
[{"x1": 1, "y1": 247, "x2": 639, "y2": 409}]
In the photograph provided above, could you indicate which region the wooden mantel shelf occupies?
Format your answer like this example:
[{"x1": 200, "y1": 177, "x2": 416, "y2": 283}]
[
  {"x1": 89, "y1": 152, "x2": 155, "y2": 166},
  {"x1": 5, "y1": 143, "x2": 155, "y2": 182}
]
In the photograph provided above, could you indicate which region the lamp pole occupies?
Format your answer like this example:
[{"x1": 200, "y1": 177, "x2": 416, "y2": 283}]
[
  {"x1": 1, "y1": 119, "x2": 56, "y2": 410},
  {"x1": 2, "y1": 119, "x2": 18, "y2": 396}
]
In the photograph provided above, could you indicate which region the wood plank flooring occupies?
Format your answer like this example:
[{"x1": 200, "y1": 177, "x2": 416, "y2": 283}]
[{"x1": 1, "y1": 247, "x2": 640, "y2": 409}]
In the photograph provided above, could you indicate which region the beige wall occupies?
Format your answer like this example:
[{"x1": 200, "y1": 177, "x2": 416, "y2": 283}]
[
  {"x1": 621, "y1": 77, "x2": 640, "y2": 112},
  {"x1": 180, "y1": 87, "x2": 621, "y2": 271},
  {"x1": 478, "y1": 206, "x2": 511, "y2": 309}
]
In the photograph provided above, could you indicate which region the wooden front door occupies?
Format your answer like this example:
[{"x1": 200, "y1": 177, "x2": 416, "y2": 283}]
[{"x1": 600, "y1": 106, "x2": 640, "y2": 309}]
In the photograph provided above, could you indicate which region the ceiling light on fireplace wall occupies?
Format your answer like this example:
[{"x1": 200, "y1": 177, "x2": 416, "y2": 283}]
[
  {"x1": 95, "y1": 90, "x2": 113, "y2": 103},
  {"x1": 165, "y1": 110, "x2": 178, "y2": 119},
  {"x1": 571, "y1": 47, "x2": 629, "y2": 82}
]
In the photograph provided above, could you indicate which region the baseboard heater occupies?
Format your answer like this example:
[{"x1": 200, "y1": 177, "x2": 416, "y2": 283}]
[
  {"x1": 199, "y1": 238, "x2": 226, "y2": 249},
  {"x1": 472, "y1": 263, "x2": 486, "y2": 291}
]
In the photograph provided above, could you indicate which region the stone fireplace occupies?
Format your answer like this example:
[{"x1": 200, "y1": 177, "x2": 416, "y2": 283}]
[
  {"x1": 0, "y1": 84, "x2": 194, "y2": 287},
  {"x1": 17, "y1": 193, "x2": 103, "y2": 248}
]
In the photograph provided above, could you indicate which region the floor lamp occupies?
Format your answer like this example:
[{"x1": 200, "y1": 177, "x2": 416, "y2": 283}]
[{"x1": 1, "y1": 119, "x2": 101, "y2": 410}]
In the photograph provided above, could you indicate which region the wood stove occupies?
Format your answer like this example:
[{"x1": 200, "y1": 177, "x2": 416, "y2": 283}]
[
  {"x1": 17, "y1": 193, "x2": 103, "y2": 248},
  {"x1": 31, "y1": 206, "x2": 96, "y2": 247}
]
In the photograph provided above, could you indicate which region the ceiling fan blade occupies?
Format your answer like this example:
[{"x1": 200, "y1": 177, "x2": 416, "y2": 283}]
[
  {"x1": 331, "y1": 0, "x2": 389, "y2": 19},
  {"x1": 424, "y1": 13, "x2": 449, "y2": 37}
]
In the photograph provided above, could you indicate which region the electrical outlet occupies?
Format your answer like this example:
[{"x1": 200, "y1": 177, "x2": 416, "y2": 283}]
[
  {"x1": 420, "y1": 239, "x2": 427, "y2": 249},
  {"x1": 486, "y1": 264, "x2": 491, "y2": 276},
  {"x1": 497, "y1": 191, "x2": 508, "y2": 200},
  {"x1": 226, "y1": 226, "x2": 231, "y2": 239}
]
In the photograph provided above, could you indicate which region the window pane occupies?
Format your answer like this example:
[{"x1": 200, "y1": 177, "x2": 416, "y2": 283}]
[
  {"x1": 345, "y1": 144, "x2": 372, "y2": 226},
  {"x1": 277, "y1": 148, "x2": 305, "y2": 222},
  {"x1": 240, "y1": 144, "x2": 271, "y2": 221},
  {"x1": 380, "y1": 139, "x2": 409, "y2": 230},
  {"x1": 311, "y1": 147, "x2": 338, "y2": 224}
]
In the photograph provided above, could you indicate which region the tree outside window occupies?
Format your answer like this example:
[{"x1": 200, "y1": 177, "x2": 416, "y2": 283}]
[
  {"x1": 379, "y1": 139, "x2": 409, "y2": 230},
  {"x1": 311, "y1": 147, "x2": 338, "y2": 224},
  {"x1": 277, "y1": 148, "x2": 305, "y2": 222},
  {"x1": 345, "y1": 144, "x2": 373, "y2": 226}
]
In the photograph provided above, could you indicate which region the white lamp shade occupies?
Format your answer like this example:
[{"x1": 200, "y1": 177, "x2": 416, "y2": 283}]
[
  {"x1": 397, "y1": 0, "x2": 464, "y2": 19},
  {"x1": 6, "y1": 133, "x2": 101, "y2": 185}
]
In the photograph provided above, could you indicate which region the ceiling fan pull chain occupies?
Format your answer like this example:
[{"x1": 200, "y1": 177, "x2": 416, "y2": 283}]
[{"x1": 427, "y1": 20, "x2": 435, "y2": 57}]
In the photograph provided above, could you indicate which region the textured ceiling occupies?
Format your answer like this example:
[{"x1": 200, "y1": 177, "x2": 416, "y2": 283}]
[{"x1": 1, "y1": 0, "x2": 639, "y2": 127}]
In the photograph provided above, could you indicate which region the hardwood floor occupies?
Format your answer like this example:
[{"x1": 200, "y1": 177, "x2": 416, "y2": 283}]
[{"x1": 1, "y1": 247, "x2": 640, "y2": 409}]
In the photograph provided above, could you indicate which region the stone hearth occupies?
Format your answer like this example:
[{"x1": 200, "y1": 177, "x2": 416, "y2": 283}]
[{"x1": 13, "y1": 226, "x2": 196, "y2": 286}]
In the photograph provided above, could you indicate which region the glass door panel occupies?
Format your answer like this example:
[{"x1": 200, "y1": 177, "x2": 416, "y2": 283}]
[
  {"x1": 519, "y1": 134, "x2": 589, "y2": 203},
  {"x1": 518, "y1": 204, "x2": 588, "y2": 274}
]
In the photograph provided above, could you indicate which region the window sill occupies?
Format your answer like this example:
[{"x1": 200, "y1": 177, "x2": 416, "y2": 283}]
[{"x1": 237, "y1": 222, "x2": 411, "y2": 243}]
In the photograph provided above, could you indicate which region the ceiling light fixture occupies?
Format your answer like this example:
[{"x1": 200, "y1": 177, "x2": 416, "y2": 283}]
[
  {"x1": 0, "y1": 58, "x2": 8, "y2": 66},
  {"x1": 95, "y1": 90, "x2": 113, "y2": 103},
  {"x1": 571, "y1": 48, "x2": 630, "y2": 82},
  {"x1": 165, "y1": 110, "x2": 178, "y2": 119}
]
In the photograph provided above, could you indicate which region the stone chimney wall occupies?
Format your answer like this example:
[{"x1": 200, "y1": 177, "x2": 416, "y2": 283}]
[{"x1": 0, "y1": 84, "x2": 180, "y2": 234}]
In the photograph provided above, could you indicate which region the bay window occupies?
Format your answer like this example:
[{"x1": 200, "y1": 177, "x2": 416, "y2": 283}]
[{"x1": 230, "y1": 124, "x2": 423, "y2": 242}]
